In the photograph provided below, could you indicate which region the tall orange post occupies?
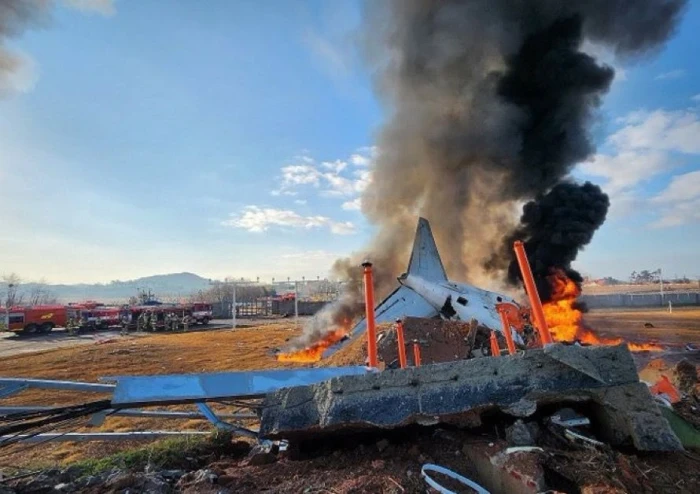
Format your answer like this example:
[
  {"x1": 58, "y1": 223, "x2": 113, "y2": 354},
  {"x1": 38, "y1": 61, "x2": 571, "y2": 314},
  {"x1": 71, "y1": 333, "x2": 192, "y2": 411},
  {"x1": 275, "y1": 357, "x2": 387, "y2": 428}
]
[
  {"x1": 412, "y1": 341, "x2": 422, "y2": 367},
  {"x1": 513, "y1": 241, "x2": 553, "y2": 345},
  {"x1": 497, "y1": 309, "x2": 517, "y2": 355},
  {"x1": 395, "y1": 319, "x2": 407, "y2": 369},
  {"x1": 489, "y1": 331, "x2": 501, "y2": 357},
  {"x1": 362, "y1": 261, "x2": 379, "y2": 368}
]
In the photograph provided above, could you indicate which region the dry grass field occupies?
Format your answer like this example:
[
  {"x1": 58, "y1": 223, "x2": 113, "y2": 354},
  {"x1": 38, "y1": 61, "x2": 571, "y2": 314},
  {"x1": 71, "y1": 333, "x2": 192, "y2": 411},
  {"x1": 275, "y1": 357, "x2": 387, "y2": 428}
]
[{"x1": 583, "y1": 283, "x2": 700, "y2": 295}]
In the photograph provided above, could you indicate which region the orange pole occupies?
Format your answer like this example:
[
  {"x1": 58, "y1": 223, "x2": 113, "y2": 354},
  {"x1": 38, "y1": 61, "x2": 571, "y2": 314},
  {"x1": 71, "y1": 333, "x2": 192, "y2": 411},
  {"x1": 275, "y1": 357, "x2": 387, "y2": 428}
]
[
  {"x1": 412, "y1": 341, "x2": 421, "y2": 367},
  {"x1": 513, "y1": 241, "x2": 553, "y2": 345},
  {"x1": 497, "y1": 309, "x2": 517, "y2": 355},
  {"x1": 362, "y1": 261, "x2": 379, "y2": 368},
  {"x1": 489, "y1": 331, "x2": 501, "y2": 357},
  {"x1": 395, "y1": 319, "x2": 407, "y2": 369}
]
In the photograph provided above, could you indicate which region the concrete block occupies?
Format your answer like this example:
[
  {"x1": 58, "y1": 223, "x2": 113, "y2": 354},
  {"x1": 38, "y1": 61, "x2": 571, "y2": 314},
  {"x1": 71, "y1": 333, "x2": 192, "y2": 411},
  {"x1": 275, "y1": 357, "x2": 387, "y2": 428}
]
[{"x1": 260, "y1": 344, "x2": 681, "y2": 451}]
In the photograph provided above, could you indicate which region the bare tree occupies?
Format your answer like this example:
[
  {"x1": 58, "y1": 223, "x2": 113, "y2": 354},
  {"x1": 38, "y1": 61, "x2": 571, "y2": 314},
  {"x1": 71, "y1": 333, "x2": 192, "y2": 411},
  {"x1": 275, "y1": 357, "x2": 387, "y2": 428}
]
[
  {"x1": 27, "y1": 280, "x2": 57, "y2": 305},
  {"x1": 2, "y1": 273, "x2": 23, "y2": 308}
]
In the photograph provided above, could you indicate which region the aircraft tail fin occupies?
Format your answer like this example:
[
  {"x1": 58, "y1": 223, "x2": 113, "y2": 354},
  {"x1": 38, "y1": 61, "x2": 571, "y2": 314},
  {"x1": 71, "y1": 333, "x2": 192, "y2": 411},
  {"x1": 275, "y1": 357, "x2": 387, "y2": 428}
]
[{"x1": 406, "y1": 217, "x2": 448, "y2": 282}]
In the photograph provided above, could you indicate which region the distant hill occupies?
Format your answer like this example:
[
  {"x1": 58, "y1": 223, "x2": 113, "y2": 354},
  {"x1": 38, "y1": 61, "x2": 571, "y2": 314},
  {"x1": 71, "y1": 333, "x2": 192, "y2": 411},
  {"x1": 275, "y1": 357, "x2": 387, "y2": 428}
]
[{"x1": 2, "y1": 272, "x2": 214, "y2": 304}]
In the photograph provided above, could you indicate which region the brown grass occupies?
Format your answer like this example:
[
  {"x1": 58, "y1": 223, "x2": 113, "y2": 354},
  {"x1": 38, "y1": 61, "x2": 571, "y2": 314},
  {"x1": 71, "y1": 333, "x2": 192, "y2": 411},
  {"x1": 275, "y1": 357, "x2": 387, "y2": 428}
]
[
  {"x1": 583, "y1": 283, "x2": 700, "y2": 295},
  {"x1": 584, "y1": 306, "x2": 700, "y2": 346}
]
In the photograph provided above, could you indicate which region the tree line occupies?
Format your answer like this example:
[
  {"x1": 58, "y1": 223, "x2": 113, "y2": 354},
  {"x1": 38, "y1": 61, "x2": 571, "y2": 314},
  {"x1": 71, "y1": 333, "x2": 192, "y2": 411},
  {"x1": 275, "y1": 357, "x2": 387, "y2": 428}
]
[{"x1": 1, "y1": 273, "x2": 58, "y2": 308}]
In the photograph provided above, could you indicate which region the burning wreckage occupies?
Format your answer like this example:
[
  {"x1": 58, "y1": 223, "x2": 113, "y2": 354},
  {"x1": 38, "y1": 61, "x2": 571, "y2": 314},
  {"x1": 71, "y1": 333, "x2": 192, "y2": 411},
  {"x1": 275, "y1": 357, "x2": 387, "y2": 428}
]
[{"x1": 1, "y1": 218, "x2": 698, "y2": 492}]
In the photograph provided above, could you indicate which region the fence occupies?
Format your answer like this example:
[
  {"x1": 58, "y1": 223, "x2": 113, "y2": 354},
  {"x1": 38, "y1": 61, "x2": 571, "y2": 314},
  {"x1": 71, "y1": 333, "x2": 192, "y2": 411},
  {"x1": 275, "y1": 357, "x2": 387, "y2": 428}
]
[
  {"x1": 211, "y1": 300, "x2": 330, "y2": 319},
  {"x1": 579, "y1": 291, "x2": 700, "y2": 309}
]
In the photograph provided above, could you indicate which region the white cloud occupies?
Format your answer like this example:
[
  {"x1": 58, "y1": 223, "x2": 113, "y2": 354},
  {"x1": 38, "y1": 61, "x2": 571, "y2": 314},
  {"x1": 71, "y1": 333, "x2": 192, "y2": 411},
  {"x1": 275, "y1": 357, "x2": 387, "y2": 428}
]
[
  {"x1": 349, "y1": 153, "x2": 370, "y2": 167},
  {"x1": 280, "y1": 164, "x2": 321, "y2": 186},
  {"x1": 579, "y1": 107, "x2": 700, "y2": 227},
  {"x1": 341, "y1": 197, "x2": 361, "y2": 211},
  {"x1": 582, "y1": 109, "x2": 700, "y2": 194},
  {"x1": 273, "y1": 147, "x2": 374, "y2": 203},
  {"x1": 321, "y1": 159, "x2": 348, "y2": 173},
  {"x1": 581, "y1": 151, "x2": 670, "y2": 194},
  {"x1": 650, "y1": 171, "x2": 700, "y2": 228},
  {"x1": 609, "y1": 110, "x2": 700, "y2": 154},
  {"x1": 222, "y1": 206, "x2": 355, "y2": 235},
  {"x1": 692, "y1": 94, "x2": 700, "y2": 103},
  {"x1": 652, "y1": 170, "x2": 700, "y2": 204},
  {"x1": 293, "y1": 199, "x2": 307, "y2": 205},
  {"x1": 655, "y1": 69, "x2": 685, "y2": 81}
]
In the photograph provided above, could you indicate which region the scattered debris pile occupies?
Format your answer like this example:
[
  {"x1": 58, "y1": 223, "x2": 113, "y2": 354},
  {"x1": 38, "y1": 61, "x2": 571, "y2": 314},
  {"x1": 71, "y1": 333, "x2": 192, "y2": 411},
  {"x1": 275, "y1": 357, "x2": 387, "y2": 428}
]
[
  {"x1": 377, "y1": 317, "x2": 496, "y2": 367},
  {"x1": 4, "y1": 422, "x2": 699, "y2": 493}
]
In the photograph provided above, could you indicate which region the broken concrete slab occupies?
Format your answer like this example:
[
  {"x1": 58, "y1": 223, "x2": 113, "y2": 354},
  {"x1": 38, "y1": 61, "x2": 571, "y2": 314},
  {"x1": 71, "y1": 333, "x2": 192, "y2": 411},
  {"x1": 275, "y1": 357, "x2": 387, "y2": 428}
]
[{"x1": 260, "y1": 344, "x2": 682, "y2": 451}]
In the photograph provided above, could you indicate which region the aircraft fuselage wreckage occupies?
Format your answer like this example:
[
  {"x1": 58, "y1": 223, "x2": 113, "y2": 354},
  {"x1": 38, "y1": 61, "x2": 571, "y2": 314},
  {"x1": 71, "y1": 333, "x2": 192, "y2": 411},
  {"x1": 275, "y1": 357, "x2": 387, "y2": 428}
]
[{"x1": 323, "y1": 217, "x2": 525, "y2": 359}]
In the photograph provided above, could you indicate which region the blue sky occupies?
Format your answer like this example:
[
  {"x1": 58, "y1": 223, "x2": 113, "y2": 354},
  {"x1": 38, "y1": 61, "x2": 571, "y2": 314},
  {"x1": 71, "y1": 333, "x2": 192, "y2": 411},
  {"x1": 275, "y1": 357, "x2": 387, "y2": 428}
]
[{"x1": 1, "y1": 0, "x2": 699, "y2": 284}]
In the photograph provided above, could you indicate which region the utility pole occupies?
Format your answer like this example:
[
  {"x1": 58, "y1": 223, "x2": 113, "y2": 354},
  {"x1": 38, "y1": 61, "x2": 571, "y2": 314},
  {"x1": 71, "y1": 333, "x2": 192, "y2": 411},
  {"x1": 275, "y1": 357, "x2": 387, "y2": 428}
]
[
  {"x1": 231, "y1": 282, "x2": 237, "y2": 330},
  {"x1": 294, "y1": 280, "x2": 299, "y2": 328},
  {"x1": 659, "y1": 268, "x2": 664, "y2": 305}
]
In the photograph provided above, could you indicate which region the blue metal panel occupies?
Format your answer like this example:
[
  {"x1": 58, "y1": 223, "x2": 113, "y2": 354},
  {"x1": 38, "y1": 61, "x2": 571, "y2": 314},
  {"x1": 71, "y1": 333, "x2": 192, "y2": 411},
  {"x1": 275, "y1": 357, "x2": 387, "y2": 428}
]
[
  {"x1": 109, "y1": 367, "x2": 369, "y2": 405},
  {"x1": 0, "y1": 378, "x2": 115, "y2": 394}
]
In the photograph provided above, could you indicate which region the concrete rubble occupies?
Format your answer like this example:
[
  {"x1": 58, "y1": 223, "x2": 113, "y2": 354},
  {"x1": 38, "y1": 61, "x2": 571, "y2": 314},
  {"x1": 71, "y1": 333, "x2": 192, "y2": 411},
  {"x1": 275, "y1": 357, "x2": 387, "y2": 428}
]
[{"x1": 260, "y1": 343, "x2": 683, "y2": 451}]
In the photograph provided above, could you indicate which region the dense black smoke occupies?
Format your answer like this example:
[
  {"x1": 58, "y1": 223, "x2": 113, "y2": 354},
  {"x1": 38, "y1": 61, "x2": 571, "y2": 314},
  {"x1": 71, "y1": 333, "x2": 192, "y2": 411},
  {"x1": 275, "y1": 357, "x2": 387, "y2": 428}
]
[
  {"x1": 506, "y1": 182, "x2": 610, "y2": 301},
  {"x1": 290, "y1": 0, "x2": 689, "y2": 346}
]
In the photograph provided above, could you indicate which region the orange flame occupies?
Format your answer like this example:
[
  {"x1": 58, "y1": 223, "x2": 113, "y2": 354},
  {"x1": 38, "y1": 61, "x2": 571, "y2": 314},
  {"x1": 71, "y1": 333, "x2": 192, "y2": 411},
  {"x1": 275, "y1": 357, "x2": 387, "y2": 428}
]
[
  {"x1": 276, "y1": 327, "x2": 348, "y2": 363},
  {"x1": 542, "y1": 270, "x2": 663, "y2": 353}
]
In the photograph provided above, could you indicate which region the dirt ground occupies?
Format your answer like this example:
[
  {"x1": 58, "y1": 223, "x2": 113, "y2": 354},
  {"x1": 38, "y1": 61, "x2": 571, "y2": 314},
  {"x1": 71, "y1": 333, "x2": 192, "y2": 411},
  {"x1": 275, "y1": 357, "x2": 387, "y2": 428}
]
[
  {"x1": 0, "y1": 308, "x2": 699, "y2": 472},
  {"x1": 584, "y1": 283, "x2": 700, "y2": 295}
]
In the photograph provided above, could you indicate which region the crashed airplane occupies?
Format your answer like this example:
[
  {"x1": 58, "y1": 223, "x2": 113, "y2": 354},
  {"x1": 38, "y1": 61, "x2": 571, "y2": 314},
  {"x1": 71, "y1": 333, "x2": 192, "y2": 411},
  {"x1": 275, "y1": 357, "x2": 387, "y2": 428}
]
[{"x1": 324, "y1": 217, "x2": 523, "y2": 358}]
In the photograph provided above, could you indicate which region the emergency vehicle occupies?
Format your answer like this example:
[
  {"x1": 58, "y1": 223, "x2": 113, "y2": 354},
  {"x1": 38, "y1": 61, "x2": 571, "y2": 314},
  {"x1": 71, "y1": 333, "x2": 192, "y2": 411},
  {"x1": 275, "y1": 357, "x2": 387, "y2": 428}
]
[
  {"x1": 2, "y1": 305, "x2": 68, "y2": 334},
  {"x1": 190, "y1": 303, "x2": 212, "y2": 325}
]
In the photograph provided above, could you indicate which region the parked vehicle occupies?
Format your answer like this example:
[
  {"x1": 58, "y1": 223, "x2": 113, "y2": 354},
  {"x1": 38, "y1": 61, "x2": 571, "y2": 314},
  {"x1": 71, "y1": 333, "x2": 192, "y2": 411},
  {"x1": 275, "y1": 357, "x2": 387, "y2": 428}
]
[{"x1": 1, "y1": 305, "x2": 67, "y2": 334}]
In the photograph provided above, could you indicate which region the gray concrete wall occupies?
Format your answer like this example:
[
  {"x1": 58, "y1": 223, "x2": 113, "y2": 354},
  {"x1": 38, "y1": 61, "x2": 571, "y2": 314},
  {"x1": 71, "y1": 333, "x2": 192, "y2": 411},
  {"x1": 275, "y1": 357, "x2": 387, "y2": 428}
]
[
  {"x1": 580, "y1": 291, "x2": 700, "y2": 309},
  {"x1": 273, "y1": 300, "x2": 328, "y2": 316}
]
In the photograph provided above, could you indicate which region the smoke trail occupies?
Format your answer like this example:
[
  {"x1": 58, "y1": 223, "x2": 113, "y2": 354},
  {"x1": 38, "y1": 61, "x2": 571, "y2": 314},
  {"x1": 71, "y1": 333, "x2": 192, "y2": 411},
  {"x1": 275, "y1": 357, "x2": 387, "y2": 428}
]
[
  {"x1": 0, "y1": 0, "x2": 48, "y2": 96},
  {"x1": 0, "y1": 0, "x2": 115, "y2": 97}
]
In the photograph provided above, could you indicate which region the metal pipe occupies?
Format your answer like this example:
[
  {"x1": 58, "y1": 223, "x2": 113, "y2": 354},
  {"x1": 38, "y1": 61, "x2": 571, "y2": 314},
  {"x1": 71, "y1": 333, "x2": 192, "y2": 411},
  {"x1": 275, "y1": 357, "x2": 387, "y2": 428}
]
[
  {"x1": 489, "y1": 331, "x2": 501, "y2": 357},
  {"x1": 395, "y1": 319, "x2": 407, "y2": 369},
  {"x1": 497, "y1": 309, "x2": 517, "y2": 355},
  {"x1": 362, "y1": 261, "x2": 378, "y2": 368},
  {"x1": 412, "y1": 341, "x2": 421, "y2": 367},
  {"x1": 196, "y1": 403, "x2": 258, "y2": 438},
  {"x1": 512, "y1": 241, "x2": 553, "y2": 345}
]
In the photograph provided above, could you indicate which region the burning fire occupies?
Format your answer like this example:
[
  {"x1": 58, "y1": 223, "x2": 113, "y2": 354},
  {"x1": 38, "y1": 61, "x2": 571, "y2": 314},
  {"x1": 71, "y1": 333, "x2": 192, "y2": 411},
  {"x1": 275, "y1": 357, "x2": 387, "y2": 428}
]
[
  {"x1": 276, "y1": 327, "x2": 348, "y2": 363},
  {"x1": 542, "y1": 270, "x2": 663, "y2": 352}
]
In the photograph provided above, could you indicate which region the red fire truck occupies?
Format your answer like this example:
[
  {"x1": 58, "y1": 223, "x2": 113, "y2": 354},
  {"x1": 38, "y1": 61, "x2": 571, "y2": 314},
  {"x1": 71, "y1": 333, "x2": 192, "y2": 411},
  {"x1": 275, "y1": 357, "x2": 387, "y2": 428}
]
[{"x1": 2, "y1": 305, "x2": 68, "y2": 334}]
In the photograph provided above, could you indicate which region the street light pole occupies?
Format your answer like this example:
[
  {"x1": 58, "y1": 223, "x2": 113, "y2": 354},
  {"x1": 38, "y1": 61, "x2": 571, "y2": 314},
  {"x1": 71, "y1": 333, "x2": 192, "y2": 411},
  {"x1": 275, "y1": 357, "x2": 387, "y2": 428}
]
[
  {"x1": 231, "y1": 282, "x2": 237, "y2": 330},
  {"x1": 294, "y1": 280, "x2": 299, "y2": 328}
]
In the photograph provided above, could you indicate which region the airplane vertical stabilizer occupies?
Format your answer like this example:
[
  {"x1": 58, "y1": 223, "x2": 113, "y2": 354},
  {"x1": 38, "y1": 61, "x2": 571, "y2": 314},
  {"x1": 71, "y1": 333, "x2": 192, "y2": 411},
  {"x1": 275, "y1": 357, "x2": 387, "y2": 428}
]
[{"x1": 406, "y1": 218, "x2": 448, "y2": 282}]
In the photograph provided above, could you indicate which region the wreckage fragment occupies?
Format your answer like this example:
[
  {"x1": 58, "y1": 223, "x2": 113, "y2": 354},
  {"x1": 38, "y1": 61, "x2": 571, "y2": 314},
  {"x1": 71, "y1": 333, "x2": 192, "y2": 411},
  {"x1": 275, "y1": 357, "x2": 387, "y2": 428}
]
[{"x1": 260, "y1": 344, "x2": 682, "y2": 452}]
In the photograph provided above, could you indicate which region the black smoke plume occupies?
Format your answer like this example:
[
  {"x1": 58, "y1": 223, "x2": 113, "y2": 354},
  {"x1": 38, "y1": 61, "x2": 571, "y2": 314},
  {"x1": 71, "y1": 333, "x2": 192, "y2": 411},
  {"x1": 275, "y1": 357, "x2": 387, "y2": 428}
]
[
  {"x1": 289, "y1": 0, "x2": 688, "y2": 346},
  {"x1": 506, "y1": 182, "x2": 610, "y2": 301}
]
